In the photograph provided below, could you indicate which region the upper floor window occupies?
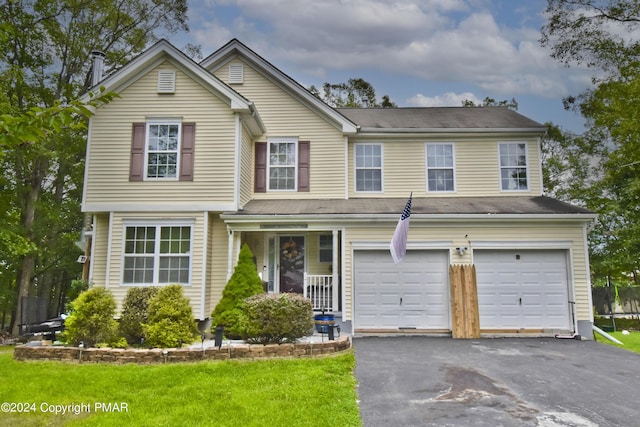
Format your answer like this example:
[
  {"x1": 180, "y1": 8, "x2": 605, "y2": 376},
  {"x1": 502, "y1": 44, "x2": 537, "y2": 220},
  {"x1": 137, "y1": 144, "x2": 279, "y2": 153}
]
[
  {"x1": 255, "y1": 139, "x2": 309, "y2": 193},
  {"x1": 499, "y1": 142, "x2": 528, "y2": 191},
  {"x1": 123, "y1": 223, "x2": 192, "y2": 285},
  {"x1": 146, "y1": 123, "x2": 181, "y2": 179},
  {"x1": 426, "y1": 143, "x2": 455, "y2": 192},
  {"x1": 268, "y1": 138, "x2": 297, "y2": 190},
  {"x1": 355, "y1": 143, "x2": 382, "y2": 192}
]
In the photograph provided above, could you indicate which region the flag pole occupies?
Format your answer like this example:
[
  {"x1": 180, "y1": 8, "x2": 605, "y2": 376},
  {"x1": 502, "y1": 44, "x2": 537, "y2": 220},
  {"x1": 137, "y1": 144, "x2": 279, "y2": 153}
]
[{"x1": 390, "y1": 193, "x2": 412, "y2": 264}]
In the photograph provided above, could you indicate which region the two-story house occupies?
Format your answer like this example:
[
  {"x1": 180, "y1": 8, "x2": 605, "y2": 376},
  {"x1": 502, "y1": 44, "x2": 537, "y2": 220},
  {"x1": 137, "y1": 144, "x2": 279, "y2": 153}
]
[{"x1": 81, "y1": 39, "x2": 596, "y2": 339}]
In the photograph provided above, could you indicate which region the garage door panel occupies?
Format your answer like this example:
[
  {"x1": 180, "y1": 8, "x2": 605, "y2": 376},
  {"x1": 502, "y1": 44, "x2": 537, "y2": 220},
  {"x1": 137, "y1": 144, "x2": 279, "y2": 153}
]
[
  {"x1": 476, "y1": 250, "x2": 571, "y2": 331},
  {"x1": 354, "y1": 250, "x2": 449, "y2": 330}
]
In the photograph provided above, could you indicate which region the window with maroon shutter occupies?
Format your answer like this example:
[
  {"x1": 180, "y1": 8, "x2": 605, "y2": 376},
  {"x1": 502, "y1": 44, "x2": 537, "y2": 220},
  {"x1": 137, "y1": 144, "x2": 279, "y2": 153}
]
[
  {"x1": 179, "y1": 123, "x2": 195, "y2": 181},
  {"x1": 255, "y1": 139, "x2": 310, "y2": 192},
  {"x1": 130, "y1": 123, "x2": 146, "y2": 181},
  {"x1": 255, "y1": 142, "x2": 267, "y2": 193},
  {"x1": 298, "y1": 141, "x2": 310, "y2": 192},
  {"x1": 130, "y1": 121, "x2": 194, "y2": 181}
]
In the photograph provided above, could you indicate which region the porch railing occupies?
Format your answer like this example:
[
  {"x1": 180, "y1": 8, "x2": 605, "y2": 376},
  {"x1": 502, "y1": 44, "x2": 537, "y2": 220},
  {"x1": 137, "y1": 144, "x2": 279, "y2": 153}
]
[{"x1": 303, "y1": 273, "x2": 338, "y2": 311}]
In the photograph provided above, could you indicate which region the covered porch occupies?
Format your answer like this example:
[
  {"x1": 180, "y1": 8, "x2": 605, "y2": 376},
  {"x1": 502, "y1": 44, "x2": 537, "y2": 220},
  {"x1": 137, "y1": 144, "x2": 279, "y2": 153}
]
[{"x1": 223, "y1": 227, "x2": 342, "y2": 312}]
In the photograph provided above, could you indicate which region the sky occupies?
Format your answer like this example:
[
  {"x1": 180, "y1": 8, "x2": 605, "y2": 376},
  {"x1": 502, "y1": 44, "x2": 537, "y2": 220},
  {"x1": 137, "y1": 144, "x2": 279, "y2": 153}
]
[{"x1": 166, "y1": 0, "x2": 594, "y2": 133}]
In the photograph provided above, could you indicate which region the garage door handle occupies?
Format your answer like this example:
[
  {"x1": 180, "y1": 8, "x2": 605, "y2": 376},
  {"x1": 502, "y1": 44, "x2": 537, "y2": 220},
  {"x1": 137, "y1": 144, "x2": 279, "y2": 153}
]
[
  {"x1": 519, "y1": 298, "x2": 522, "y2": 306},
  {"x1": 400, "y1": 297, "x2": 403, "y2": 306}
]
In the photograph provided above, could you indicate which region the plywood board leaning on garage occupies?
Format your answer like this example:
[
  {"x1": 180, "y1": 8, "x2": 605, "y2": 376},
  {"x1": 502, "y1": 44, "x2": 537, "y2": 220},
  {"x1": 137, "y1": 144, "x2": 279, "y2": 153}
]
[{"x1": 450, "y1": 264, "x2": 480, "y2": 338}]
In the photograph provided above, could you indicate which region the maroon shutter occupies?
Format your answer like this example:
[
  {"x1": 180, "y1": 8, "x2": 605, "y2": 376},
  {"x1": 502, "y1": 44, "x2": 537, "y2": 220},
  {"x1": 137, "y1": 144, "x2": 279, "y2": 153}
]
[
  {"x1": 179, "y1": 123, "x2": 195, "y2": 181},
  {"x1": 129, "y1": 123, "x2": 146, "y2": 181},
  {"x1": 255, "y1": 141, "x2": 267, "y2": 193},
  {"x1": 298, "y1": 141, "x2": 310, "y2": 192}
]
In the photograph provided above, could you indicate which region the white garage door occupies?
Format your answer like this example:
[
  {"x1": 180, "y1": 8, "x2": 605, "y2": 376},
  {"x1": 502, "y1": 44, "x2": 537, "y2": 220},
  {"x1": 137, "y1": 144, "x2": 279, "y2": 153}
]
[
  {"x1": 475, "y1": 250, "x2": 571, "y2": 331},
  {"x1": 354, "y1": 250, "x2": 449, "y2": 330}
]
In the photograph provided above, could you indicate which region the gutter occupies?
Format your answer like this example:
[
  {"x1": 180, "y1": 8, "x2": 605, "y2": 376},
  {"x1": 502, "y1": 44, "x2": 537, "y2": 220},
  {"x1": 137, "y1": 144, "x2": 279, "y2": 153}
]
[
  {"x1": 220, "y1": 212, "x2": 598, "y2": 224},
  {"x1": 356, "y1": 127, "x2": 546, "y2": 134}
]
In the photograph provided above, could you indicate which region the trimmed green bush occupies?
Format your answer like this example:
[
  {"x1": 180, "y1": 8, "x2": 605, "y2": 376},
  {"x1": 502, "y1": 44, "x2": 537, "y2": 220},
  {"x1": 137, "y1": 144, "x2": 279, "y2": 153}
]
[
  {"x1": 119, "y1": 287, "x2": 159, "y2": 345},
  {"x1": 143, "y1": 284, "x2": 197, "y2": 348},
  {"x1": 64, "y1": 287, "x2": 118, "y2": 347},
  {"x1": 212, "y1": 243, "x2": 264, "y2": 338},
  {"x1": 240, "y1": 293, "x2": 314, "y2": 344}
]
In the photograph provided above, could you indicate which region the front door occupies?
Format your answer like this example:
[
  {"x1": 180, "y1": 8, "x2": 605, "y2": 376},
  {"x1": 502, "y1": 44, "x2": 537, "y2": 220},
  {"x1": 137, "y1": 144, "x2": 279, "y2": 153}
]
[{"x1": 279, "y1": 235, "x2": 305, "y2": 293}]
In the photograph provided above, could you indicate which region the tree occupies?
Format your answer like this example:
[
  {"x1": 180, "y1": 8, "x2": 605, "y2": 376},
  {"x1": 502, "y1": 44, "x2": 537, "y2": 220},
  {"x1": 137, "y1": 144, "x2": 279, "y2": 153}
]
[
  {"x1": 540, "y1": 0, "x2": 640, "y2": 286},
  {"x1": 461, "y1": 97, "x2": 518, "y2": 110},
  {"x1": 0, "y1": 0, "x2": 189, "y2": 336},
  {"x1": 309, "y1": 78, "x2": 397, "y2": 108},
  {"x1": 541, "y1": 0, "x2": 640, "y2": 75},
  {"x1": 211, "y1": 244, "x2": 264, "y2": 338}
]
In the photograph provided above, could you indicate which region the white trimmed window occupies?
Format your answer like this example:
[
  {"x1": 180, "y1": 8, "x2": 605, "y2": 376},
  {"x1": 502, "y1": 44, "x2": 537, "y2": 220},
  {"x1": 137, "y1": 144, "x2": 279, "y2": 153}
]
[
  {"x1": 146, "y1": 122, "x2": 181, "y2": 179},
  {"x1": 355, "y1": 143, "x2": 382, "y2": 192},
  {"x1": 499, "y1": 142, "x2": 529, "y2": 191},
  {"x1": 426, "y1": 143, "x2": 455, "y2": 192},
  {"x1": 123, "y1": 224, "x2": 192, "y2": 285},
  {"x1": 268, "y1": 138, "x2": 297, "y2": 190},
  {"x1": 319, "y1": 234, "x2": 333, "y2": 263}
]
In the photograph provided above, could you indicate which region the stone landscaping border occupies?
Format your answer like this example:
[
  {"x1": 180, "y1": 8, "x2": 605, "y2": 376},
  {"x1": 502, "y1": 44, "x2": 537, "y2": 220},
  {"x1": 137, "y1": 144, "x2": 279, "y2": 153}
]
[{"x1": 13, "y1": 336, "x2": 351, "y2": 364}]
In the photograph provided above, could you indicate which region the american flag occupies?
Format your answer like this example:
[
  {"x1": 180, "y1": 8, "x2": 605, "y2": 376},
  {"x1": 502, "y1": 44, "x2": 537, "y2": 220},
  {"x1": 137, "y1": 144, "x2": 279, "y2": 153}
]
[{"x1": 390, "y1": 193, "x2": 412, "y2": 264}]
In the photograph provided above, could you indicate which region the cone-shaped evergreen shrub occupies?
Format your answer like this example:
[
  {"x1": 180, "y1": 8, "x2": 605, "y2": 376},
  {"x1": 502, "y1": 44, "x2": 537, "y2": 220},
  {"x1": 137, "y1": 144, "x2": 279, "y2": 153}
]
[
  {"x1": 119, "y1": 287, "x2": 159, "y2": 345},
  {"x1": 143, "y1": 284, "x2": 198, "y2": 348},
  {"x1": 212, "y1": 243, "x2": 264, "y2": 338},
  {"x1": 64, "y1": 287, "x2": 118, "y2": 347}
]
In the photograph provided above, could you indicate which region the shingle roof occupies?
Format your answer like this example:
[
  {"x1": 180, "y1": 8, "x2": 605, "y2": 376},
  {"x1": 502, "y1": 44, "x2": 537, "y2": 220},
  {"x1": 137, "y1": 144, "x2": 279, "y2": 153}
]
[
  {"x1": 225, "y1": 196, "x2": 593, "y2": 217},
  {"x1": 336, "y1": 107, "x2": 545, "y2": 131}
]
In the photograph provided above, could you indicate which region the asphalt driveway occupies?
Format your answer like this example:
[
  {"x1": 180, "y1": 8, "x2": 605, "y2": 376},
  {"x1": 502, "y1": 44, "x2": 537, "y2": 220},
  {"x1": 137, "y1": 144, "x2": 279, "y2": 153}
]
[{"x1": 354, "y1": 336, "x2": 640, "y2": 427}]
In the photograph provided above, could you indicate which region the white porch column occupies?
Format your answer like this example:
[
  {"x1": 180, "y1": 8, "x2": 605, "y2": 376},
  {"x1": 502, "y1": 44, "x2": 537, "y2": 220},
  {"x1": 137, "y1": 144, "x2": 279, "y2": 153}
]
[
  {"x1": 227, "y1": 228, "x2": 235, "y2": 281},
  {"x1": 332, "y1": 229, "x2": 339, "y2": 311}
]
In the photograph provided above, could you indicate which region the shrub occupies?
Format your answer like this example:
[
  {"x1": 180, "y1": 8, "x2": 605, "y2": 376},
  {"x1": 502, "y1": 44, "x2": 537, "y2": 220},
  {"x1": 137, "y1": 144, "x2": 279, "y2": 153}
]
[
  {"x1": 240, "y1": 293, "x2": 314, "y2": 344},
  {"x1": 119, "y1": 287, "x2": 159, "y2": 345},
  {"x1": 64, "y1": 287, "x2": 118, "y2": 347},
  {"x1": 212, "y1": 243, "x2": 264, "y2": 338},
  {"x1": 143, "y1": 284, "x2": 198, "y2": 348}
]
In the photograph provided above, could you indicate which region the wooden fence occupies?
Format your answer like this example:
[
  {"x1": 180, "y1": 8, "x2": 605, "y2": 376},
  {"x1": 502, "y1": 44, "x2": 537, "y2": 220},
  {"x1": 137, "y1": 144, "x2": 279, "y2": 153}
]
[{"x1": 449, "y1": 264, "x2": 480, "y2": 339}]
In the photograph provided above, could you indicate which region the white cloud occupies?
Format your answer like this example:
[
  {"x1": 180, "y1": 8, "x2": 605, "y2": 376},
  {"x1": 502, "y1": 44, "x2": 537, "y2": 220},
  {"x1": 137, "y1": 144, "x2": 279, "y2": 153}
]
[
  {"x1": 186, "y1": 0, "x2": 592, "y2": 99},
  {"x1": 407, "y1": 92, "x2": 481, "y2": 107}
]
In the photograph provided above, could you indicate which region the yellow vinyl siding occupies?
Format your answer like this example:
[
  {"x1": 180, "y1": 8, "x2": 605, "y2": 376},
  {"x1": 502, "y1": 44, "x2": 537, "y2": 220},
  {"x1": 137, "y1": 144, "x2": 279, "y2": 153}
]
[
  {"x1": 88, "y1": 214, "x2": 110, "y2": 288},
  {"x1": 348, "y1": 136, "x2": 542, "y2": 198},
  {"x1": 213, "y1": 59, "x2": 346, "y2": 199},
  {"x1": 85, "y1": 61, "x2": 237, "y2": 208},
  {"x1": 343, "y1": 221, "x2": 590, "y2": 323},
  {"x1": 104, "y1": 212, "x2": 205, "y2": 316},
  {"x1": 207, "y1": 214, "x2": 231, "y2": 315},
  {"x1": 239, "y1": 128, "x2": 254, "y2": 207}
]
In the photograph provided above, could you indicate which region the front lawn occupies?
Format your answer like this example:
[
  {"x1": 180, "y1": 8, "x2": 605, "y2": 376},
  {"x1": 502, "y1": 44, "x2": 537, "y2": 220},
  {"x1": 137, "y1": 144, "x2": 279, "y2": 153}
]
[
  {"x1": 0, "y1": 348, "x2": 361, "y2": 427},
  {"x1": 594, "y1": 330, "x2": 640, "y2": 354}
]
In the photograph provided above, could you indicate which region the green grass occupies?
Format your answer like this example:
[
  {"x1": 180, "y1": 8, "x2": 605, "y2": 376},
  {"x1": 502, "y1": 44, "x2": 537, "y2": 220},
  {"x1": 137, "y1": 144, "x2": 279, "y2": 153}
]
[
  {"x1": 0, "y1": 348, "x2": 361, "y2": 427},
  {"x1": 594, "y1": 330, "x2": 640, "y2": 354}
]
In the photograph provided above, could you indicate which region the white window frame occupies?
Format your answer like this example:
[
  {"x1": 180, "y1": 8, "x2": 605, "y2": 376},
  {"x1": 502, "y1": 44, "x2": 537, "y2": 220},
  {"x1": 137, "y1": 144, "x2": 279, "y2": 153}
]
[
  {"x1": 354, "y1": 143, "x2": 383, "y2": 193},
  {"x1": 318, "y1": 234, "x2": 333, "y2": 263},
  {"x1": 426, "y1": 143, "x2": 456, "y2": 192},
  {"x1": 121, "y1": 221, "x2": 193, "y2": 286},
  {"x1": 267, "y1": 137, "x2": 298, "y2": 191},
  {"x1": 498, "y1": 142, "x2": 529, "y2": 191},
  {"x1": 145, "y1": 120, "x2": 182, "y2": 180}
]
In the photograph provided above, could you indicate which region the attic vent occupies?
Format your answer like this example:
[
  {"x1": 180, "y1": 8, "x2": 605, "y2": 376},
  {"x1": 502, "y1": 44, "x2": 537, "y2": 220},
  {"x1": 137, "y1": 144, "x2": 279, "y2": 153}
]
[
  {"x1": 157, "y1": 70, "x2": 176, "y2": 93},
  {"x1": 228, "y1": 64, "x2": 244, "y2": 84}
]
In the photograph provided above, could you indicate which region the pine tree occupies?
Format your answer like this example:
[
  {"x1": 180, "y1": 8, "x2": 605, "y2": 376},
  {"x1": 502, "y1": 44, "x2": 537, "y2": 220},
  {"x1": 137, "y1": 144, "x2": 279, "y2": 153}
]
[{"x1": 211, "y1": 244, "x2": 264, "y2": 338}]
